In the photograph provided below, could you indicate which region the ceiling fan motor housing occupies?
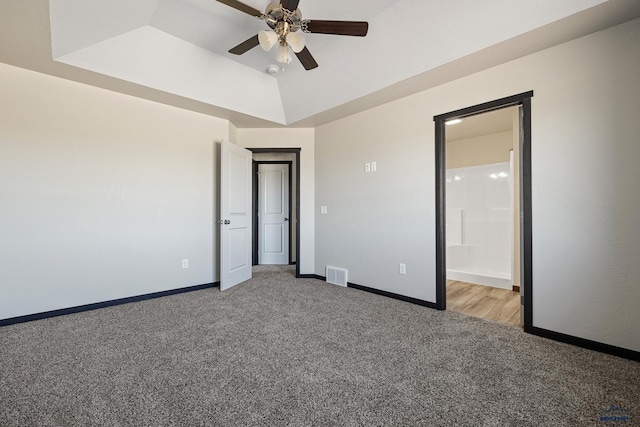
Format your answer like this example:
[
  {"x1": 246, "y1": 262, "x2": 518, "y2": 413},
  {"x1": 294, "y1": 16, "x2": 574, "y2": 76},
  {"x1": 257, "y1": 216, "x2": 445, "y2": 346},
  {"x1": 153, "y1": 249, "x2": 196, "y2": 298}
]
[{"x1": 266, "y1": 2, "x2": 302, "y2": 34}]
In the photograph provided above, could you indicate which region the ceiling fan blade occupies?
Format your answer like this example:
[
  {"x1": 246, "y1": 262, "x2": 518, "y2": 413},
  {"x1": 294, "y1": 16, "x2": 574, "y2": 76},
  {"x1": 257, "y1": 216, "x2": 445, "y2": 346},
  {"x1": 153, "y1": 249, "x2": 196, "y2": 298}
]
[
  {"x1": 304, "y1": 20, "x2": 369, "y2": 37},
  {"x1": 229, "y1": 34, "x2": 260, "y2": 55},
  {"x1": 280, "y1": 0, "x2": 300, "y2": 12},
  {"x1": 216, "y1": 0, "x2": 263, "y2": 17},
  {"x1": 295, "y1": 47, "x2": 318, "y2": 70}
]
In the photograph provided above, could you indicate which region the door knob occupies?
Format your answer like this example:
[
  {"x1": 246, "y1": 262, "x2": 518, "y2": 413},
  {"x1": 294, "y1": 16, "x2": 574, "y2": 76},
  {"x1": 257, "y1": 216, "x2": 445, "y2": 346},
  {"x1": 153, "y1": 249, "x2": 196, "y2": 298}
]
[{"x1": 284, "y1": 218, "x2": 289, "y2": 222}]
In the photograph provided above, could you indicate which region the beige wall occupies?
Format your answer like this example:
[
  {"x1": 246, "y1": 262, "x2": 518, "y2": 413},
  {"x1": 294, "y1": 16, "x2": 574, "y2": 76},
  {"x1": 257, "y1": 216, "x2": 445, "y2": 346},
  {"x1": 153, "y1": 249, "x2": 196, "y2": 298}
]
[
  {"x1": 446, "y1": 131, "x2": 512, "y2": 169},
  {"x1": 0, "y1": 63, "x2": 229, "y2": 319},
  {"x1": 229, "y1": 122, "x2": 238, "y2": 145}
]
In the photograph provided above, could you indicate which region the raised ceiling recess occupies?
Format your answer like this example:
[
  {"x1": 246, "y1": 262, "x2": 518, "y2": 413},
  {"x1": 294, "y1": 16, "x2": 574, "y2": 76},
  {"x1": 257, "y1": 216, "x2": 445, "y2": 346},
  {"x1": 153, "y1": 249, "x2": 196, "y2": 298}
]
[{"x1": 48, "y1": 0, "x2": 609, "y2": 125}]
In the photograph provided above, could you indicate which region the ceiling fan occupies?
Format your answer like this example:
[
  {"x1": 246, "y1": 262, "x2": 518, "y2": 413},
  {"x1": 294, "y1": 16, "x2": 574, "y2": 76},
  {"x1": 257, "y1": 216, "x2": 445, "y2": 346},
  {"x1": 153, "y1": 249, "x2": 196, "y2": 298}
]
[{"x1": 217, "y1": 0, "x2": 369, "y2": 70}]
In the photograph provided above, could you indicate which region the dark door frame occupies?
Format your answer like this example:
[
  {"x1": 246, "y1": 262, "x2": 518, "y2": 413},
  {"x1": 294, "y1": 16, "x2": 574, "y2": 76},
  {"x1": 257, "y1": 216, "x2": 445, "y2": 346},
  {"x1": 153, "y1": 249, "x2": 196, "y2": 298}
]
[
  {"x1": 253, "y1": 160, "x2": 293, "y2": 266},
  {"x1": 247, "y1": 148, "x2": 301, "y2": 279},
  {"x1": 433, "y1": 91, "x2": 534, "y2": 331}
]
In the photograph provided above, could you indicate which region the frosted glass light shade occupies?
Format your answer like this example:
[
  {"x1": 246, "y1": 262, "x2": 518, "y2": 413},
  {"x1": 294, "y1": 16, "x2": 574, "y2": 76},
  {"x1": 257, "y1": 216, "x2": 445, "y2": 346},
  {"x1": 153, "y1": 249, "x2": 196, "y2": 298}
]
[
  {"x1": 285, "y1": 31, "x2": 305, "y2": 53},
  {"x1": 258, "y1": 30, "x2": 278, "y2": 51},
  {"x1": 276, "y1": 44, "x2": 292, "y2": 64}
]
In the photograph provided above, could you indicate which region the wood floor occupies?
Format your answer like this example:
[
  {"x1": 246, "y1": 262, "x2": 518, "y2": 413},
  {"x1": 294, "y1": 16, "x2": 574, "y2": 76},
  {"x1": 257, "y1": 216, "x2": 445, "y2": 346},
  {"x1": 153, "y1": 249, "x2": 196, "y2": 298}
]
[{"x1": 446, "y1": 280, "x2": 521, "y2": 327}]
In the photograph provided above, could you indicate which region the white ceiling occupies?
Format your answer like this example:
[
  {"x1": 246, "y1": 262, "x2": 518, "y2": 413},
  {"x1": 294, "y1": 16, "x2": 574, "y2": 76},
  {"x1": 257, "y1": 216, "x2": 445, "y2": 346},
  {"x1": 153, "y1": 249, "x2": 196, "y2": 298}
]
[{"x1": 2, "y1": 0, "x2": 640, "y2": 127}]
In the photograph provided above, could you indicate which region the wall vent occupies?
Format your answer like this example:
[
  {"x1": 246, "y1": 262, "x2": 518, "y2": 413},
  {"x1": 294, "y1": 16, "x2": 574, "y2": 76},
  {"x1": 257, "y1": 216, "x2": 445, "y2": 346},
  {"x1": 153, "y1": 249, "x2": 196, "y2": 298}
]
[{"x1": 326, "y1": 266, "x2": 348, "y2": 287}]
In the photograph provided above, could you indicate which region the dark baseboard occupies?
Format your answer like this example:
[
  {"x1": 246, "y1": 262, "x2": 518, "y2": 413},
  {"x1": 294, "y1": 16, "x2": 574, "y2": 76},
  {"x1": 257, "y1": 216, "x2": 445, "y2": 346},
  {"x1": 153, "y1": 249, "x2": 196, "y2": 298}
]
[
  {"x1": 310, "y1": 275, "x2": 437, "y2": 309},
  {"x1": 297, "y1": 274, "x2": 324, "y2": 280},
  {"x1": 513, "y1": 285, "x2": 520, "y2": 293},
  {"x1": 347, "y1": 282, "x2": 438, "y2": 309},
  {"x1": 0, "y1": 282, "x2": 218, "y2": 328},
  {"x1": 526, "y1": 325, "x2": 640, "y2": 362}
]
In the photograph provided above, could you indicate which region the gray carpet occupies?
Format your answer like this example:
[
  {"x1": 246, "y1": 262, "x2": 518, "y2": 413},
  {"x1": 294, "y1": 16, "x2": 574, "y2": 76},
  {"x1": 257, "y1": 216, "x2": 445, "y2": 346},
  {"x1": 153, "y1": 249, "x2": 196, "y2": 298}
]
[{"x1": 1, "y1": 265, "x2": 638, "y2": 426}]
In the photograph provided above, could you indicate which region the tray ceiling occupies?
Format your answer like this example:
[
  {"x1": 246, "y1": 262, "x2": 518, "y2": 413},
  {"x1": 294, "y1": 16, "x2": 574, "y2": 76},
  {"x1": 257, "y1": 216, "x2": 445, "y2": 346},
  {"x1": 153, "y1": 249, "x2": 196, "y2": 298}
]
[{"x1": 4, "y1": 1, "x2": 639, "y2": 127}]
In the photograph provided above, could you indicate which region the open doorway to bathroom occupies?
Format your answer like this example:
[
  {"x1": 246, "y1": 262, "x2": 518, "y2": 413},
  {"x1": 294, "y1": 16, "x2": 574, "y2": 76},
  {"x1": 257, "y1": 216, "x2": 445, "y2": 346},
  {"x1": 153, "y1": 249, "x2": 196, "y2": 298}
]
[
  {"x1": 444, "y1": 106, "x2": 520, "y2": 326},
  {"x1": 434, "y1": 92, "x2": 533, "y2": 331}
]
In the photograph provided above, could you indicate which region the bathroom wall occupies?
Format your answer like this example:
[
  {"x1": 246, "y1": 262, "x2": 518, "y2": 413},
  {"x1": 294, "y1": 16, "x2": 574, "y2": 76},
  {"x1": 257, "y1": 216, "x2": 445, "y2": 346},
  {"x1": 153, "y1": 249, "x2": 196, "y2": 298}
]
[
  {"x1": 446, "y1": 129, "x2": 515, "y2": 289},
  {"x1": 446, "y1": 162, "x2": 513, "y2": 289},
  {"x1": 447, "y1": 131, "x2": 512, "y2": 168}
]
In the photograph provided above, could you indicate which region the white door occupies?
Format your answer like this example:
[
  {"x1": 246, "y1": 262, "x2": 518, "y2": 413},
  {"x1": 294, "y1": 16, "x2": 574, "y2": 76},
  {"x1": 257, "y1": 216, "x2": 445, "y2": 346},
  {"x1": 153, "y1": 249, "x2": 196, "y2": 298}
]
[
  {"x1": 258, "y1": 163, "x2": 289, "y2": 265},
  {"x1": 220, "y1": 141, "x2": 252, "y2": 291}
]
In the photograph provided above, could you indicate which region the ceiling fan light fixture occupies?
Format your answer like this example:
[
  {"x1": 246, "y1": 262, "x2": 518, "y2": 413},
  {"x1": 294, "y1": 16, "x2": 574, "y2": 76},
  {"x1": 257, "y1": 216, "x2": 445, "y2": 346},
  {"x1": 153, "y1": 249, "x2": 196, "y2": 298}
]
[
  {"x1": 286, "y1": 31, "x2": 305, "y2": 53},
  {"x1": 258, "y1": 30, "x2": 278, "y2": 51},
  {"x1": 219, "y1": 0, "x2": 369, "y2": 71},
  {"x1": 276, "y1": 44, "x2": 292, "y2": 64}
]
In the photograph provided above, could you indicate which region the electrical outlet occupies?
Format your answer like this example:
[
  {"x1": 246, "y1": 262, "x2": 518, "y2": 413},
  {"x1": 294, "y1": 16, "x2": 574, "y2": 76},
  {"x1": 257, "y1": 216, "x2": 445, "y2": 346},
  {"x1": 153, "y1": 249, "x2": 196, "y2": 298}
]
[
  {"x1": 182, "y1": 259, "x2": 189, "y2": 269},
  {"x1": 321, "y1": 205, "x2": 327, "y2": 214},
  {"x1": 399, "y1": 263, "x2": 406, "y2": 275},
  {"x1": 365, "y1": 162, "x2": 371, "y2": 172},
  {"x1": 371, "y1": 161, "x2": 377, "y2": 172}
]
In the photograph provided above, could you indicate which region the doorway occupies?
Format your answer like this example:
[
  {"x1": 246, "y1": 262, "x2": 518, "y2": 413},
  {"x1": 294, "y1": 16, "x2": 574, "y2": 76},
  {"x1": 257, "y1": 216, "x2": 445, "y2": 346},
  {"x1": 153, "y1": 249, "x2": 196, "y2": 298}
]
[
  {"x1": 248, "y1": 148, "x2": 301, "y2": 278},
  {"x1": 434, "y1": 91, "x2": 533, "y2": 331},
  {"x1": 254, "y1": 161, "x2": 292, "y2": 265},
  {"x1": 445, "y1": 106, "x2": 520, "y2": 326}
]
